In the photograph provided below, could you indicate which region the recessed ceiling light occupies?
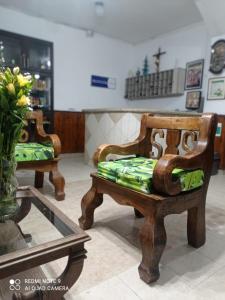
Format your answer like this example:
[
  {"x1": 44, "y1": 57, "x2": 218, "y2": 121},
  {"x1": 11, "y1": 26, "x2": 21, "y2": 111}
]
[{"x1": 86, "y1": 29, "x2": 94, "y2": 37}]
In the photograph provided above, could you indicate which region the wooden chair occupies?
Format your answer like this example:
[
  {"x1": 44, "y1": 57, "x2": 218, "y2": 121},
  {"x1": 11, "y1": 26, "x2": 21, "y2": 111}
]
[
  {"x1": 79, "y1": 113, "x2": 217, "y2": 284},
  {"x1": 16, "y1": 110, "x2": 65, "y2": 200}
]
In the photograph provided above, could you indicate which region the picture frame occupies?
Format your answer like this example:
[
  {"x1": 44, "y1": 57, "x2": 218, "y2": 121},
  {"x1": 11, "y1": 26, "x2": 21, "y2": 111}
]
[
  {"x1": 207, "y1": 77, "x2": 225, "y2": 100},
  {"x1": 186, "y1": 91, "x2": 201, "y2": 109},
  {"x1": 185, "y1": 59, "x2": 204, "y2": 90}
]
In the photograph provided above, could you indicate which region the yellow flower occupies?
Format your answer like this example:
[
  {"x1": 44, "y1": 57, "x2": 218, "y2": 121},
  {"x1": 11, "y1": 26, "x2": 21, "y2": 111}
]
[
  {"x1": 17, "y1": 95, "x2": 30, "y2": 106},
  {"x1": 13, "y1": 67, "x2": 20, "y2": 75},
  {"x1": 17, "y1": 74, "x2": 29, "y2": 87},
  {"x1": 6, "y1": 83, "x2": 15, "y2": 95}
]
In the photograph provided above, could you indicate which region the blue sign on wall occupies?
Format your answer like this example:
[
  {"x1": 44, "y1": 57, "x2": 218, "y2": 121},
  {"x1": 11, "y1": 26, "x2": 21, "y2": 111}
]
[{"x1": 91, "y1": 75, "x2": 116, "y2": 89}]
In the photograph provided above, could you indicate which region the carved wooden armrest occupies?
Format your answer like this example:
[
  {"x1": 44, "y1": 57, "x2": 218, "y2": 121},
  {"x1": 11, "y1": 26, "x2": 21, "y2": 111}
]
[
  {"x1": 26, "y1": 111, "x2": 61, "y2": 157},
  {"x1": 93, "y1": 113, "x2": 153, "y2": 166},
  {"x1": 35, "y1": 122, "x2": 61, "y2": 157},
  {"x1": 93, "y1": 141, "x2": 140, "y2": 166},
  {"x1": 37, "y1": 133, "x2": 61, "y2": 157},
  {"x1": 152, "y1": 150, "x2": 205, "y2": 196}
]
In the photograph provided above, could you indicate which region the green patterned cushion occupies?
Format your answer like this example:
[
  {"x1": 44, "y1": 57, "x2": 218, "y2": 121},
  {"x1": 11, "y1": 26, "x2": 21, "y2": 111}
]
[
  {"x1": 98, "y1": 157, "x2": 204, "y2": 194},
  {"x1": 15, "y1": 143, "x2": 54, "y2": 162}
]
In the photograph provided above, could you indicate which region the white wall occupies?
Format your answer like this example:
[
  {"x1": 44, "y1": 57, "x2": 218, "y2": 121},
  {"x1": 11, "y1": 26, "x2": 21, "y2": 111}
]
[
  {"x1": 127, "y1": 23, "x2": 210, "y2": 111},
  {"x1": 194, "y1": 0, "x2": 225, "y2": 37},
  {"x1": 1, "y1": 6, "x2": 225, "y2": 114},
  {"x1": 0, "y1": 6, "x2": 133, "y2": 111}
]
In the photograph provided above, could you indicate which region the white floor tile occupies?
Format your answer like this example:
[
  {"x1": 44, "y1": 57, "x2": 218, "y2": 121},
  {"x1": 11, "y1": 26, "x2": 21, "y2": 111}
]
[
  {"x1": 70, "y1": 276, "x2": 141, "y2": 300},
  {"x1": 118, "y1": 264, "x2": 191, "y2": 300},
  {"x1": 191, "y1": 265, "x2": 225, "y2": 300},
  {"x1": 166, "y1": 250, "x2": 222, "y2": 288}
]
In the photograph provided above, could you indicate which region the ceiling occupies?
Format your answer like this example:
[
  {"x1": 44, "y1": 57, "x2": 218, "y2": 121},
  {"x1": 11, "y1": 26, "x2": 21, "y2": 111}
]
[{"x1": 0, "y1": 0, "x2": 203, "y2": 44}]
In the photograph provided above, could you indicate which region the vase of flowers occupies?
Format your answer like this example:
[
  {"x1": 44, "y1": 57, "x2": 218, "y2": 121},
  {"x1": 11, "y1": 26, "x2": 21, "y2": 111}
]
[{"x1": 0, "y1": 67, "x2": 32, "y2": 222}]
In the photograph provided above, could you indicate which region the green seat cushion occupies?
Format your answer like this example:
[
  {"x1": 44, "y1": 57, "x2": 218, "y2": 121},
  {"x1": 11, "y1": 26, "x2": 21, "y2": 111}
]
[
  {"x1": 15, "y1": 143, "x2": 54, "y2": 162},
  {"x1": 98, "y1": 157, "x2": 204, "y2": 194}
]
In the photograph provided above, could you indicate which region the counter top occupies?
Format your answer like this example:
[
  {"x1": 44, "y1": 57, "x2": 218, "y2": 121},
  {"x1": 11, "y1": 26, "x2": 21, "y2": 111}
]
[{"x1": 82, "y1": 108, "x2": 200, "y2": 115}]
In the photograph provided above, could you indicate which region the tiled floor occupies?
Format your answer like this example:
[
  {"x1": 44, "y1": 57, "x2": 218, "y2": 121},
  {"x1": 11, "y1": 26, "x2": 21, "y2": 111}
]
[{"x1": 16, "y1": 154, "x2": 225, "y2": 300}]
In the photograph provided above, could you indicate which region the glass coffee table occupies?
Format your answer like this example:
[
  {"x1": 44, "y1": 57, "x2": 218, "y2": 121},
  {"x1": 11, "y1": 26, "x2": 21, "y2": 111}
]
[{"x1": 0, "y1": 186, "x2": 90, "y2": 300}]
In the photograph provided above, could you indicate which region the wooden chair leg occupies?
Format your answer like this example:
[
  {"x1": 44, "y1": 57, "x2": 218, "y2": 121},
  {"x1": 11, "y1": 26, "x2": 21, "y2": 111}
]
[
  {"x1": 138, "y1": 215, "x2": 167, "y2": 284},
  {"x1": 49, "y1": 169, "x2": 65, "y2": 201},
  {"x1": 134, "y1": 208, "x2": 144, "y2": 218},
  {"x1": 35, "y1": 171, "x2": 44, "y2": 188},
  {"x1": 187, "y1": 203, "x2": 206, "y2": 248},
  {"x1": 79, "y1": 186, "x2": 103, "y2": 230}
]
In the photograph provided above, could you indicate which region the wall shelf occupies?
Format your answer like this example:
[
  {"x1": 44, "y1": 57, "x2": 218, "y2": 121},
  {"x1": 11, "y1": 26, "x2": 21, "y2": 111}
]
[{"x1": 125, "y1": 68, "x2": 185, "y2": 100}]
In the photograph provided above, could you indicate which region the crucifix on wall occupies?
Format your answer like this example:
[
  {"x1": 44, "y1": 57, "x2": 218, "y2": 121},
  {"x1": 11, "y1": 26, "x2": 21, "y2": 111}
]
[{"x1": 153, "y1": 47, "x2": 166, "y2": 73}]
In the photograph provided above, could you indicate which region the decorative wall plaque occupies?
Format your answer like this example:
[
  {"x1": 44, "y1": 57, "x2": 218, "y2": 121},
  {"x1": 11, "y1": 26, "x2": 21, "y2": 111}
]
[{"x1": 209, "y1": 40, "x2": 225, "y2": 74}]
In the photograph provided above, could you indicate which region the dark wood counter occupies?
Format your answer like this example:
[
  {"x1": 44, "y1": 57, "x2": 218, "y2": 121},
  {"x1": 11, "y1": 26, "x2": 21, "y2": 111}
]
[
  {"x1": 54, "y1": 111, "x2": 84, "y2": 153},
  {"x1": 214, "y1": 115, "x2": 225, "y2": 169}
]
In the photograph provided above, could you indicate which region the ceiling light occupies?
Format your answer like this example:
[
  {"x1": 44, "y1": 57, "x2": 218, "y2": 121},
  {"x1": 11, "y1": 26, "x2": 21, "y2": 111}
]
[
  {"x1": 86, "y1": 29, "x2": 94, "y2": 37},
  {"x1": 95, "y1": 1, "x2": 104, "y2": 17}
]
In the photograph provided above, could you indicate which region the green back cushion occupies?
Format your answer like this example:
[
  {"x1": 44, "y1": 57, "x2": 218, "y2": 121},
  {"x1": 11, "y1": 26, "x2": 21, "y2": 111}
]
[
  {"x1": 15, "y1": 143, "x2": 54, "y2": 162},
  {"x1": 98, "y1": 157, "x2": 204, "y2": 194}
]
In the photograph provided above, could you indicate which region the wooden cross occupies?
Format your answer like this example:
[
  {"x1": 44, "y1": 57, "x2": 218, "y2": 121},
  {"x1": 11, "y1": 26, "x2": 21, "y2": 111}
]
[{"x1": 153, "y1": 47, "x2": 166, "y2": 73}]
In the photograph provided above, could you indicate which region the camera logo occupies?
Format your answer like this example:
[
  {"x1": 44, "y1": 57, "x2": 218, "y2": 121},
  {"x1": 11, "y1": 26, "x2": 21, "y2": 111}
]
[{"x1": 9, "y1": 279, "x2": 21, "y2": 291}]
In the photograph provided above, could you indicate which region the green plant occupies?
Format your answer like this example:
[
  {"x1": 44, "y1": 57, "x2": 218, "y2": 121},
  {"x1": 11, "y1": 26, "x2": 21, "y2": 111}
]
[
  {"x1": 0, "y1": 67, "x2": 32, "y2": 159},
  {"x1": 142, "y1": 56, "x2": 149, "y2": 76},
  {"x1": 0, "y1": 67, "x2": 33, "y2": 218}
]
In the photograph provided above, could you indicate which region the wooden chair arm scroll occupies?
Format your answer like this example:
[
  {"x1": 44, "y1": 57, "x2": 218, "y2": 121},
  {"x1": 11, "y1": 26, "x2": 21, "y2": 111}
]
[
  {"x1": 37, "y1": 133, "x2": 61, "y2": 157},
  {"x1": 152, "y1": 150, "x2": 206, "y2": 196},
  {"x1": 153, "y1": 113, "x2": 217, "y2": 196},
  {"x1": 93, "y1": 141, "x2": 140, "y2": 166},
  {"x1": 26, "y1": 111, "x2": 61, "y2": 157},
  {"x1": 93, "y1": 114, "x2": 154, "y2": 166}
]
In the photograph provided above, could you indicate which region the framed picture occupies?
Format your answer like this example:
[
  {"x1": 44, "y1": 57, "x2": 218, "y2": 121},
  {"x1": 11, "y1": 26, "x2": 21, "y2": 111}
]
[
  {"x1": 185, "y1": 59, "x2": 204, "y2": 90},
  {"x1": 208, "y1": 77, "x2": 225, "y2": 100},
  {"x1": 186, "y1": 91, "x2": 201, "y2": 109}
]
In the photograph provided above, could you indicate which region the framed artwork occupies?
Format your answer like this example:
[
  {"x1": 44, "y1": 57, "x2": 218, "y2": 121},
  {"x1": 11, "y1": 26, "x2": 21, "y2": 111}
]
[
  {"x1": 185, "y1": 59, "x2": 204, "y2": 90},
  {"x1": 208, "y1": 77, "x2": 225, "y2": 100},
  {"x1": 186, "y1": 91, "x2": 201, "y2": 109},
  {"x1": 209, "y1": 40, "x2": 225, "y2": 74}
]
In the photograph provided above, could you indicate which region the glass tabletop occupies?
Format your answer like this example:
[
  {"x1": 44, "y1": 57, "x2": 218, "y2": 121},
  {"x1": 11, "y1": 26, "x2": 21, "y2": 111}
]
[{"x1": 0, "y1": 186, "x2": 85, "y2": 257}]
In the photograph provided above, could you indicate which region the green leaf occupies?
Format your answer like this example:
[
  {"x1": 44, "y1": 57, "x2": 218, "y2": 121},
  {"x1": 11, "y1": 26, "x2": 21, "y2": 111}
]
[
  {"x1": 0, "y1": 133, "x2": 4, "y2": 153},
  {"x1": 0, "y1": 94, "x2": 9, "y2": 111},
  {"x1": 4, "y1": 69, "x2": 12, "y2": 83},
  {"x1": 17, "y1": 89, "x2": 24, "y2": 98}
]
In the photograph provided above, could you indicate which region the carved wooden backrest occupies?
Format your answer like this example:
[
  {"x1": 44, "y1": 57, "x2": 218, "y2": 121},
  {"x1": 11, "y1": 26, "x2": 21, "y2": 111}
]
[
  {"x1": 150, "y1": 128, "x2": 198, "y2": 159},
  {"x1": 19, "y1": 111, "x2": 44, "y2": 143},
  {"x1": 139, "y1": 113, "x2": 216, "y2": 171}
]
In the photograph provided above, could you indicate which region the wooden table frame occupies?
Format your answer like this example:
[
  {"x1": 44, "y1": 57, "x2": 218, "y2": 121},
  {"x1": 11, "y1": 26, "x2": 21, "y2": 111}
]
[{"x1": 0, "y1": 186, "x2": 90, "y2": 300}]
